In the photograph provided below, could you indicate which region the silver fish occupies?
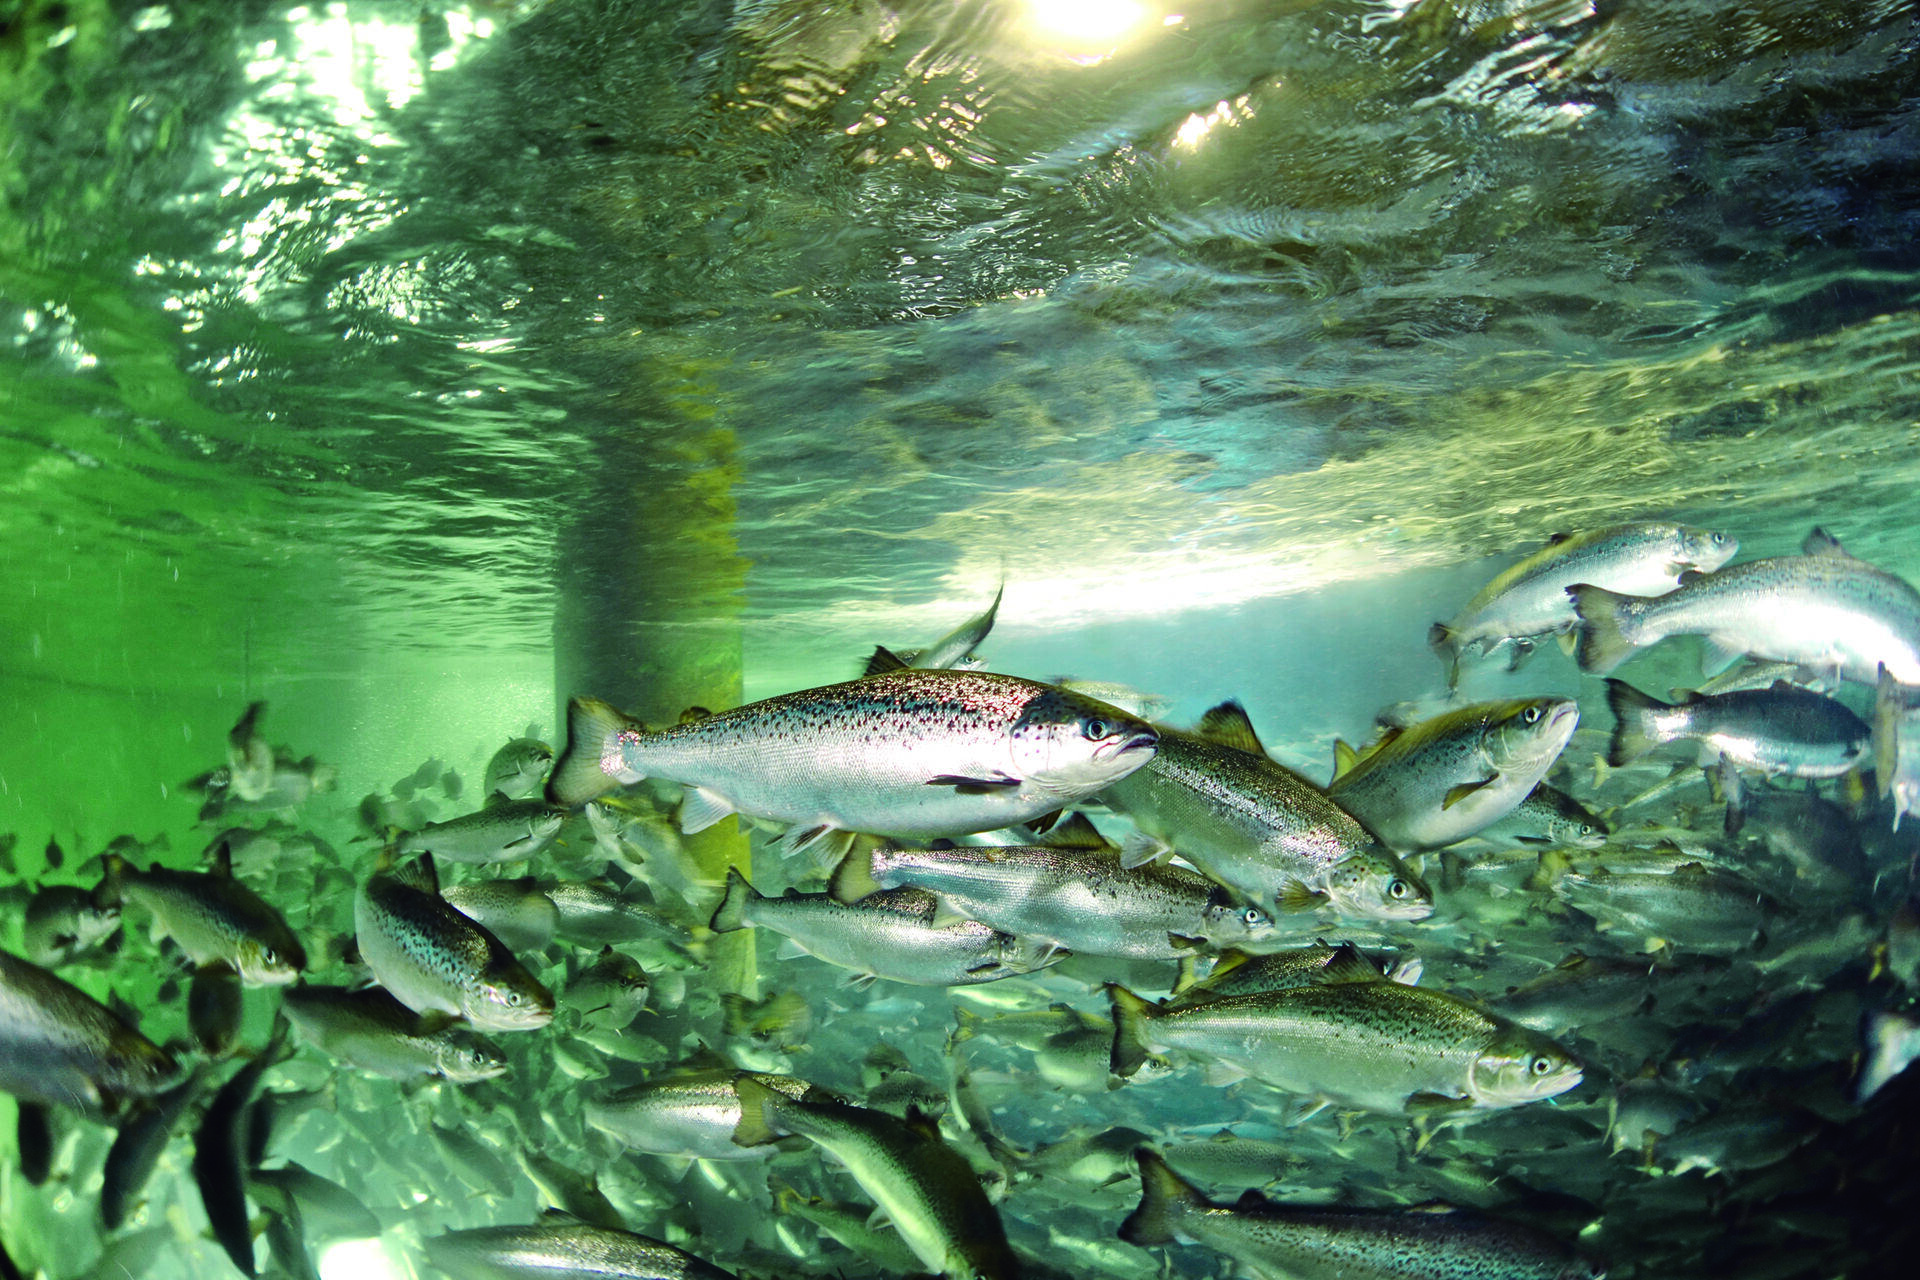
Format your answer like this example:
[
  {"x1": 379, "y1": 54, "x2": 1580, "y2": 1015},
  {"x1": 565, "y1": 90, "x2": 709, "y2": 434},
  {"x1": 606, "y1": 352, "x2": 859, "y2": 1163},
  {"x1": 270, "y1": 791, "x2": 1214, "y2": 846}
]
[
  {"x1": 1469, "y1": 782, "x2": 1608, "y2": 850},
  {"x1": 1046, "y1": 677, "x2": 1175, "y2": 721},
  {"x1": 865, "y1": 585, "x2": 1002, "y2": 674},
  {"x1": 1329, "y1": 697, "x2": 1579, "y2": 852},
  {"x1": 733, "y1": 1076, "x2": 1019, "y2": 1280},
  {"x1": 1171, "y1": 941, "x2": 1409, "y2": 1006},
  {"x1": 394, "y1": 799, "x2": 568, "y2": 864},
  {"x1": 353, "y1": 854, "x2": 554, "y2": 1031},
  {"x1": 1122, "y1": 1149, "x2": 1601, "y2": 1280},
  {"x1": 439, "y1": 876, "x2": 562, "y2": 953},
  {"x1": 100, "y1": 1065, "x2": 204, "y2": 1229},
  {"x1": 1108, "y1": 978, "x2": 1582, "y2": 1116},
  {"x1": 22, "y1": 884, "x2": 121, "y2": 968},
  {"x1": 1431, "y1": 521, "x2": 1736, "y2": 685},
  {"x1": 1544, "y1": 858, "x2": 1774, "y2": 955},
  {"x1": 225, "y1": 701, "x2": 276, "y2": 803},
  {"x1": 0, "y1": 948, "x2": 178, "y2": 1112},
  {"x1": 566, "y1": 946, "x2": 651, "y2": 1025},
  {"x1": 1605, "y1": 678, "x2": 1869, "y2": 778},
  {"x1": 425, "y1": 1222, "x2": 741, "y2": 1280},
  {"x1": 547, "y1": 668, "x2": 1158, "y2": 859},
  {"x1": 1857, "y1": 1010, "x2": 1920, "y2": 1103},
  {"x1": 103, "y1": 843, "x2": 305, "y2": 985},
  {"x1": 193, "y1": 1025, "x2": 286, "y2": 1279},
  {"x1": 484, "y1": 736, "x2": 555, "y2": 800},
  {"x1": 832, "y1": 840, "x2": 1278, "y2": 960},
  {"x1": 538, "y1": 877, "x2": 682, "y2": 948},
  {"x1": 1570, "y1": 526, "x2": 1920, "y2": 683},
  {"x1": 282, "y1": 984, "x2": 508, "y2": 1082},
  {"x1": 1873, "y1": 664, "x2": 1920, "y2": 830},
  {"x1": 775, "y1": 1183, "x2": 927, "y2": 1275},
  {"x1": 1101, "y1": 705, "x2": 1430, "y2": 921},
  {"x1": 249, "y1": 1162, "x2": 384, "y2": 1244},
  {"x1": 710, "y1": 869, "x2": 1062, "y2": 988},
  {"x1": 586, "y1": 1069, "x2": 828, "y2": 1161}
]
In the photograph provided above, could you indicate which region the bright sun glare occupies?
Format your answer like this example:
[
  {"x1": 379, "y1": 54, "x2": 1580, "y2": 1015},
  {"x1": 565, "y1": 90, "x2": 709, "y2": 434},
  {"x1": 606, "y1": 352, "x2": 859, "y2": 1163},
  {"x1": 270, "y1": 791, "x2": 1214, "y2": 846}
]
[{"x1": 1029, "y1": 0, "x2": 1148, "y2": 44}]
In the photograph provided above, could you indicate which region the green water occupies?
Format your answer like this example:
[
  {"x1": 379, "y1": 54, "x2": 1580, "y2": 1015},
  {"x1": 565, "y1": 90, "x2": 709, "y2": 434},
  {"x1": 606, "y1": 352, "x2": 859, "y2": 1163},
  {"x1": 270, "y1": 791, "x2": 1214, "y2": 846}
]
[{"x1": 3, "y1": 1, "x2": 1919, "y2": 1277}]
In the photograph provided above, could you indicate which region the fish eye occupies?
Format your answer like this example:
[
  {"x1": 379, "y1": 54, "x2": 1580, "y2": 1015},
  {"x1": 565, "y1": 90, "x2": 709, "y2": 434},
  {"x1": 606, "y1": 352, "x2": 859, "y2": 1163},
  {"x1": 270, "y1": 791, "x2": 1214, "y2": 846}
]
[
  {"x1": 1531, "y1": 1056, "x2": 1553, "y2": 1075},
  {"x1": 259, "y1": 947, "x2": 277, "y2": 965},
  {"x1": 1082, "y1": 718, "x2": 1109, "y2": 740},
  {"x1": 504, "y1": 990, "x2": 522, "y2": 1007},
  {"x1": 1244, "y1": 907, "x2": 1267, "y2": 927},
  {"x1": 1712, "y1": 532, "x2": 1728, "y2": 545},
  {"x1": 1388, "y1": 879, "x2": 1408, "y2": 899},
  {"x1": 1521, "y1": 705, "x2": 1542, "y2": 725}
]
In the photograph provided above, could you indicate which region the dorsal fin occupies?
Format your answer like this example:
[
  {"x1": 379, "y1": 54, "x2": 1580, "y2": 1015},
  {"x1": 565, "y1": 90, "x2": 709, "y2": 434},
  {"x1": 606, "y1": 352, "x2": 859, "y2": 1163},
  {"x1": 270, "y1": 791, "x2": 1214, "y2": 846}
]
[
  {"x1": 1031, "y1": 812, "x2": 1109, "y2": 850},
  {"x1": 1545, "y1": 531, "x2": 1574, "y2": 546},
  {"x1": 1332, "y1": 740, "x2": 1359, "y2": 780},
  {"x1": 209, "y1": 836, "x2": 234, "y2": 879},
  {"x1": 393, "y1": 853, "x2": 441, "y2": 896},
  {"x1": 864, "y1": 646, "x2": 911, "y2": 676},
  {"x1": 1802, "y1": 526, "x2": 1853, "y2": 558},
  {"x1": 1317, "y1": 942, "x2": 1384, "y2": 986},
  {"x1": 1195, "y1": 701, "x2": 1267, "y2": 757},
  {"x1": 900, "y1": 1106, "x2": 944, "y2": 1143}
]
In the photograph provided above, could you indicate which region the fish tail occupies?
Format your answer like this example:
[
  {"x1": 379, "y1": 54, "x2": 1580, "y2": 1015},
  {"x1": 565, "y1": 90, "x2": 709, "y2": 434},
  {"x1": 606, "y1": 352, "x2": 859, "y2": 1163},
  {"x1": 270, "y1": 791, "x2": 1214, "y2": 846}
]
[
  {"x1": 1119, "y1": 1148, "x2": 1205, "y2": 1247},
  {"x1": 548, "y1": 697, "x2": 643, "y2": 807},
  {"x1": 1569, "y1": 584, "x2": 1641, "y2": 675},
  {"x1": 1107, "y1": 983, "x2": 1160, "y2": 1079},
  {"x1": 730, "y1": 1075, "x2": 787, "y2": 1149},
  {"x1": 1529, "y1": 846, "x2": 1572, "y2": 892},
  {"x1": 1604, "y1": 679, "x2": 1671, "y2": 767},
  {"x1": 708, "y1": 868, "x2": 762, "y2": 934}
]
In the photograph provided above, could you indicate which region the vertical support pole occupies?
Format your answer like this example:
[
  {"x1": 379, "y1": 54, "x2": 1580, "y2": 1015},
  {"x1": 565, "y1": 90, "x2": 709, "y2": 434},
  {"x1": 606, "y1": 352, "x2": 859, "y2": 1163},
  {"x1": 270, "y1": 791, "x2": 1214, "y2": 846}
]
[{"x1": 553, "y1": 409, "x2": 755, "y2": 997}]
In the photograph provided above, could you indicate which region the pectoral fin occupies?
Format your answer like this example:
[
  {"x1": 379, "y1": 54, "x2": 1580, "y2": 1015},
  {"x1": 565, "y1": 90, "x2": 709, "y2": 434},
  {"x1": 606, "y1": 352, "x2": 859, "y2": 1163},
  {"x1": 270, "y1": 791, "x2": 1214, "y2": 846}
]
[
  {"x1": 1275, "y1": 878, "x2": 1327, "y2": 912},
  {"x1": 1442, "y1": 777, "x2": 1498, "y2": 810},
  {"x1": 926, "y1": 773, "x2": 1020, "y2": 794},
  {"x1": 1701, "y1": 639, "x2": 1747, "y2": 677},
  {"x1": 678, "y1": 787, "x2": 737, "y2": 835},
  {"x1": 928, "y1": 898, "x2": 975, "y2": 930},
  {"x1": 1120, "y1": 831, "x2": 1172, "y2": 870}
]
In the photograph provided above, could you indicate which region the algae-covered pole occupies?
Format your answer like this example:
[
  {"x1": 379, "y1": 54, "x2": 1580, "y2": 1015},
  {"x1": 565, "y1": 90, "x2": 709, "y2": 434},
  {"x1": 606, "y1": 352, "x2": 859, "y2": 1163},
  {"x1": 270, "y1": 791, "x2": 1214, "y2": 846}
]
[{"x1": 553, "y1": 415, "x2": 754, "y2": 997}]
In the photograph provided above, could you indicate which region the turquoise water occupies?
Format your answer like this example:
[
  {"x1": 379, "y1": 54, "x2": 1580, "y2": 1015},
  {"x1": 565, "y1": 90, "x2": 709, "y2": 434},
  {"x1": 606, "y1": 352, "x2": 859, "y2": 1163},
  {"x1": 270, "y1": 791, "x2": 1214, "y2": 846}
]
[{"x1": 3, "y1": 1, "x2": 1919, "y2": 1277}]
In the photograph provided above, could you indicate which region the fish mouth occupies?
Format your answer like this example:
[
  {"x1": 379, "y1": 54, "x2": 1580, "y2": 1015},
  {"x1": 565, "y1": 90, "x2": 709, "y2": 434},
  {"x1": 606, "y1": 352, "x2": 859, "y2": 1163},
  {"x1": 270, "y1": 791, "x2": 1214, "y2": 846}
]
[{"x1": 1093, "y1": 729, "x2": 1159, "y2": 764}]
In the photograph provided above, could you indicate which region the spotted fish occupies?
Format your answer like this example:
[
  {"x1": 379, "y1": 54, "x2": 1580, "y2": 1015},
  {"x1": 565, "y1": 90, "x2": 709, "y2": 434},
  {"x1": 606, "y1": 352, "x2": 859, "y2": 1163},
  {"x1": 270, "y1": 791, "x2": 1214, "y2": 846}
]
[
  {"x1": 547, "y1": 666, "x2": 1158, "y2": 859},
  {"x1": 353, "y1": 854, "x2": 553, "y2": 1032}
]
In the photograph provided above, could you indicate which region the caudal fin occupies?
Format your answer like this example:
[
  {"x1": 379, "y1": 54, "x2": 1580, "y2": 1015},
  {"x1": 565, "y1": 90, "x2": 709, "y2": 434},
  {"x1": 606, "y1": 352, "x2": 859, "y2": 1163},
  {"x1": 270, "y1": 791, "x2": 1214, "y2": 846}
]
[
  {"x1": 1107, "y1": 984, "x2": 1162, "y2": 1079},
  {"x1": 1605, "y1": 679, "x2": 1671, "y2": 767},
  {"x1": 1568, "y1": 585, "x2": 1641, "y2": 675},
  {"x1": 730, "y1": 1075, "x2": 788, "y2": 1149},
  {"x1": 547, "y1": 697, "x2": 642, "y2": 807},
  {"x1": 708, "y1": 868, "x2": 763, "y2": 934},
  {"x1": 1119, "y1": 1149, "x2": 1208, "y2": 1247}
]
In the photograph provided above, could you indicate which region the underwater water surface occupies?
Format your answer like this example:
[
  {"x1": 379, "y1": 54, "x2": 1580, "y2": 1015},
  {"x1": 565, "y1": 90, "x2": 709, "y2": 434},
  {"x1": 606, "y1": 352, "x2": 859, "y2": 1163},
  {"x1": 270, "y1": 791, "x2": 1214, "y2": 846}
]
[{"x1": 3, "y1": 0, "x2": 1920, "y2": 1277}]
